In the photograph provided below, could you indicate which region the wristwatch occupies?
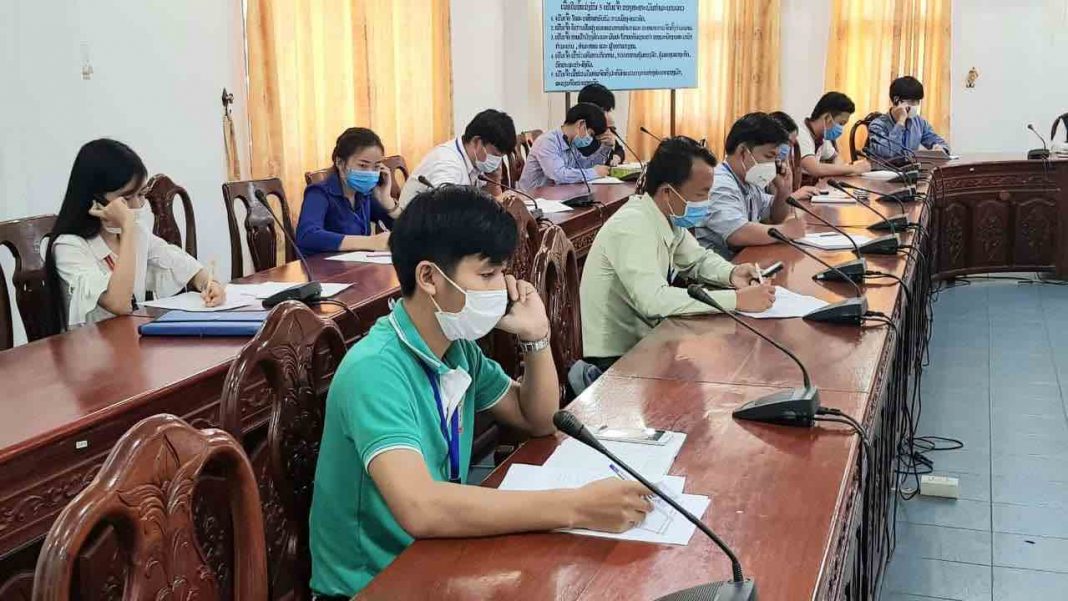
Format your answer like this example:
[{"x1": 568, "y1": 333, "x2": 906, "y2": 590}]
[{"x1": 517, "y1": 334, "x2": 550, "y2": 354}]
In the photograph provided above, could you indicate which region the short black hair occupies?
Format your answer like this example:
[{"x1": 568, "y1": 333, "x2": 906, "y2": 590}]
[
  {"x1": 332, "y1": 127, "x2": 384, "y2": 164},
  {"x1": 462, "y1": 109, "x2": 518, "y2": 154},
  {"x1": 642, "y1": 136, "x2": 718, "y2": 196},
  {"x1": 577, "y1": 83, "x2": 616, "y2": 112},
  {"x1": 389, "y1": 186, "x2": 517, "y2": 296},
  {"x1": 889, "y1": 76, "x2": 925, "y2": 102},
  {"x1": 724, "y1": 112, "x2": 789, "y2": 154},
  {"x1": 563, "y1": 102, "x2": 608, "y2": 135},
  {"x1": 769, "y1": 111, "x2": 799, "y2": 134},
  {"x1": 810, "y1": 92, "x2": 856, "y2": 120}
]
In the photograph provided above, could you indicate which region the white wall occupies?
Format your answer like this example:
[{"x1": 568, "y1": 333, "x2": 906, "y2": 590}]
[
  {"x1": 450, "y1": 0, "x2": 507, "y2": 132},
  {"x1": 779, "y1": 0, "x2": 831, "y2": 123}
]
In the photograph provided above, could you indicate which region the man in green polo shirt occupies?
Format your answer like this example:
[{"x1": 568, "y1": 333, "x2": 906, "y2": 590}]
[
  {"x1": 579, "y1": 136, "x2": 777, "y2": 369},
  {"x1": 309, "y1": 186, "x2": 652, "y2": 597}
]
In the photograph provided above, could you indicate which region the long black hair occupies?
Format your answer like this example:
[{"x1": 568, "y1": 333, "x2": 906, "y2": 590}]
[{"x1": 45, "y1": 139, "x2": 148, "y2": 331}]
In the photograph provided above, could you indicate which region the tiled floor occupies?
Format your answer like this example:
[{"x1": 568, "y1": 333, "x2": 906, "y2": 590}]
[{"x1": 879, "y1": 277, "x2": 1068, "y2": 601}]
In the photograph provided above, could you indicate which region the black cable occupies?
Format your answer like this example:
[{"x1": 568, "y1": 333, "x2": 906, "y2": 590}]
[
  {"x1": 863, "y1": 312, "x2": 900, "y2": 339},
  {"x1": 865, "y1": 270, "x2": 913, "y2": 305},
  {"x1": 311, "y1": 298, "x2": 359, "y2": 329}
]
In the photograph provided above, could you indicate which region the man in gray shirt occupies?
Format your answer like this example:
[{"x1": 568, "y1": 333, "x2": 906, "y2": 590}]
[{"x1": 696, "y1": 112, "x2": 820, "y2": 258}]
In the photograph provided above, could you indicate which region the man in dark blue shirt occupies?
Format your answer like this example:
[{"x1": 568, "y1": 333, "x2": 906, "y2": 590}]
[{"x1": 865, "y1": 76, "x2": 949, "y2": 160}]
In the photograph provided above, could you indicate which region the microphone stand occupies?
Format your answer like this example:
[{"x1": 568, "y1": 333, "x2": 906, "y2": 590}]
[
  {"x1": 828, "y1": 181, "x2": 909, "y2": 234},
  {"x1": 252, "y1": 190, "x2": 323, "y2": 308},
  {"x1": 480, "y1": 175, "x2": 545, "y2": 220},
  {"x1": 767, "y1": 228, "x2": 868, "y2": 325},
  {"x1": 563, "y1": 135, "x2": 596, "y2": 207},
  {"x1": 785, "y1": 197, "x2": 898, "y2": 257},
  {"x1": 687, "y1": 286, "x2": 821, "y2": 426}
]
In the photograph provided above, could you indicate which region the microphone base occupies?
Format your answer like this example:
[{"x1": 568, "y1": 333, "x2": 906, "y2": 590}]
[
  {"x1": 562, "y1": 193, "x2": 594, "y2": 208},
  {"x1": 262, "y1": 281, "x2": 323, "y2": 309},
  {"x1": 530, "y1": 207, "x2": 544, "y2": 220},
  {"x1": 1028, "y1": 148, "x2": 1051, "y2": 160},
  {"x1": 880, "y1": 189, "x2": 918, "y2": 204},
  {"x1": 858, "y1": 234, "x2": 900, "y2": 255},
  {"x1": 733, "y1": 386, "x2": 820, "y2": 427},
  {"x1": 867, "y1": 215, "x2": 910, "y2": 232},
  {"x1": 803, "y1": 296, "x2": 868, "y2": 326},
  {"x1": 655, "y1": 579, "x2": 757, "y2": 601},
  {"x1": 889, "y1": 171, "x2": 920, "y2": 185},
  {"x1": 814, "y1": 258, "x2": 867, "y2": 284}
]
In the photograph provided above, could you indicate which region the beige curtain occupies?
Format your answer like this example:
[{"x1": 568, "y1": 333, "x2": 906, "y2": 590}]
[
  {"x1": 246, "y1": 0, "x2": 453, "y2": 215},
  {"x1": 626, "y1": 0, "x2": 781, "y2": 160},
  {"x1": 825, "y1": 0, "x2": 952, "y2": 148}
]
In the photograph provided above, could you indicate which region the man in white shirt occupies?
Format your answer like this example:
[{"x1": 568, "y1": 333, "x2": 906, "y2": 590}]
[
  {"x1": 795, "y1": 92, "x2": 871, "y2": 180},
  {"x1": 399, "y1": 109, "x2": 516, "y2": 207},
  {"x1": 517, "y1": 103, "x2": 612, "y2": 192}
]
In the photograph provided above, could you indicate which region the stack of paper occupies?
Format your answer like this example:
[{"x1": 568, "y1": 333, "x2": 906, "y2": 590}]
[
  {"x1": 811, "y1": 190, "x2": 855, "y2": 204},
  {"x1": 796, "y1": 232, "x2": 873, "y2": 251},
  {"x1": 589, "y1": 176, "x2": 625, "y2": 185},
  {"x1": 498, "y1": 463, "x2": 709, "y2": 545},
  {"x1": 860, "y1": 170, "x2": 899, "y2": 180},
  {"x1": 227, "y1": 282, "x2": 352, "y2": 299},
  {"x1": 738, "y1": 286, "x2": 830, "y2": 319},
  {"x1": 141, "y1": 291, "x2": 257, "y2": 312},
  {"x1": 543, "y1": 431, "x2": 686, "y2": 481},
  {"x1": 525, "y1": 199, "x2": 574, "y2": 214},
  {"x1": 325, "y1": 251, "x2": 393, "y2": 264}
]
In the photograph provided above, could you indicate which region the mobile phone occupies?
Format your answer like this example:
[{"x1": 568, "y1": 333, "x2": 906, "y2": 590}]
[
  {"x1": 595, "y1": 426, "x2": 670, "y2": 446},
  {"x1": 776, "y1": 159, "x2": 787, "y2": 176},
  {"x1": 761, "y1": 261, "x2": 784, "y2": 279}
]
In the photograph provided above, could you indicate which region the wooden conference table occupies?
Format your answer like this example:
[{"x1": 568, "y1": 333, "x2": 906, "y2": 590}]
[
  {"x1": 360, "y1": 154, "x2": 1068, "y2": 601},
  {"x1": 1, "y1": 156, "x2": 1065, "y2": 598}
]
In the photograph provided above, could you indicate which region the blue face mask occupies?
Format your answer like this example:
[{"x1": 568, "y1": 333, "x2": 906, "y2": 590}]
[
  {"x1": 666, "y1": 187, "x2": 711, "y2": 229},
  {"x1": 572, "y1": 128, "x2": 594, "y2": 149},
  {"x1": 345, "y1": 169, "x2": 380, "y2": 194},
  {"x1": 825, "y1": 122, "x2": 844, "y2": 142},
  {"x1": 777, "y1": 144, "x2": 791, "y2": 161}
]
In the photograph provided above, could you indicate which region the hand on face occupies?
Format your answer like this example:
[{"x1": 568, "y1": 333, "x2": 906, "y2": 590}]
[
  {"x1": 88, "y1": 196, "x2": 137, "y2": 231},
  {"x1": 495, "y1": 275, "x2": 549, "y2": 342}
]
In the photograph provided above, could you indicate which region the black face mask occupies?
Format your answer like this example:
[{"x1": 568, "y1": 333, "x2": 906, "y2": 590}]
[{"x1": 576, "y1": 136, "x2": 602, "y2": 157}]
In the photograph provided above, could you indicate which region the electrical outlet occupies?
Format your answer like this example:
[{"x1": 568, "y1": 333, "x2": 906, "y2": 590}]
[{"x1": 920, "y1": 474, "x2": 959, "y2": 499}]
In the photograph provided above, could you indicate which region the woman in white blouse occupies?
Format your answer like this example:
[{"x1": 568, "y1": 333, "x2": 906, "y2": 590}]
[{"x1": 45, "y1": 139, "x2": 225, "y2": 328}]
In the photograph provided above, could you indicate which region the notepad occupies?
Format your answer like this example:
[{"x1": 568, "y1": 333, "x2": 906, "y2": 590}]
[
  {"x1": 738, "y1": 286, "x2": 830, "y2": 319},
  {"x1": 140, "y1": 291, "x2": 257, "y2": 312},
  {"x1": 811, "y1": 190, "x2": 855, "y2": 204},
  {"x1": 589, "y1": 176, "x2": 625, "y2": 185},
  {"x1": 859, "y1": 170, "x2": 900, "y2": 180},
  {"x1": 525, "y1": 199, "x2": 574, "y2": 214},
  {"x1": 325, "y1": 251, "x2": 393, "y2": 264},
  {"x1": 138, "y1": 310, "x2": 268, "y2": 337},
  {"x1": 543, "y1": 431, "x2": 686, "y2": 481},
  {"x1": 796, "y1": 232, "x2": 873, "y2": 251},
  {"x1": 498, "y1": 464, "x2": 709, "y2": 545}
]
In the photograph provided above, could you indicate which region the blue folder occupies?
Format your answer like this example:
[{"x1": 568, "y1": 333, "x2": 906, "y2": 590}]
[{"x1": 138, "y1": 310, "x2": 269, "y2": 337}]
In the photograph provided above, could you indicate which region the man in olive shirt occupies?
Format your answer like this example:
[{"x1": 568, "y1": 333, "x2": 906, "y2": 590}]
[{"x1": 579, "y1": 136, "x2": 776, "y2": 368}]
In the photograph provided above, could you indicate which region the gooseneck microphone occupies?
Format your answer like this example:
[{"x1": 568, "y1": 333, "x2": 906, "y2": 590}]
[
  {"x1": 563, "y1": 135, "x2": 596, "y2": 208},
  {"x1": 612, "y1": 129, "x2": 646, "y2": 169},
  {"x1": 552, "y1": 410, "x2": 757, "y2": 601},
  {"x1": 835, "y1": 179, "x2": 920, "y2": 206},
  {"x1": 859, "y1": 148, "x2": 921, "y2": 185},
  {"x1": 252, "y1": 190, "x2": 323, "y2": 308},
  {"x1": 479, "y1": 174, "x2": 544, "y2": 220},
  {"x1": 1027, "y1": 123, "x2": 1051, "y2": 160},
  {"x1": 784, "y1": 196, "x2": 898, "y2": 257},
  {"x1": 687, "y1": 285, "x2": 821, "y2": 426},
  {"x1": 417, "y1": 175, "x2": 438, "y2": 189},
  {"x1": 767, "y1": 228, "x2": 868, "y2": 325},
  {"x1": 828, "y1": 180, "x2": 909, "y2": 234},
  {"x1": 639, "y1": 126, "x2": 663, "y2": 142}
]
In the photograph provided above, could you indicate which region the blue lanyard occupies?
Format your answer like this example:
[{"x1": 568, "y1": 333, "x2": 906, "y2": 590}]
[
  {"x1": 454, "y1": 139, "x2": 474, "y2": 185},
  {"x1": 420, "y1": 362, "x2": 461, "y2": 483}
]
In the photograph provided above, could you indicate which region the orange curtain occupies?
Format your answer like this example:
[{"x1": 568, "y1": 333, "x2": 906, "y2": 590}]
[
  {"x1": 626, "y1": 0, "x2": 781, "y2": 159},
  {"x1": 246, "y1": 0, "x2": 453, "y2": 215},
  {"x1": 825, "y1": 0, "x2": 951, "y2": 148}
]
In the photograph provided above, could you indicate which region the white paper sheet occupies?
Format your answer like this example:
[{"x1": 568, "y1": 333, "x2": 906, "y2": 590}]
[
  {"x1": 589, "y1": 176, "x2": 625, "y2": 185},
  {"x1": 227, "y1": 282, "x2": 352, "y2": 299},
  {"x1": 325, "y1": 251, "x2": 393, "y2": 264},
  {"x1": 542, "y1": 431, "x2": 686, "y2": 482},
  {"x1": 499, "y1": 464, "x2": 707, "y2": 545},
  {"x1": 811, "y1": 191, "x2": 855, "y2": 204},
  {"x1": 140, "y1": 291, "x2": 257, "y2": 312},
  {"x1": 796, "y1": 232, "x2": 873, "y2": 251},
  {"x1": 738, "y1": 286, "x2": 829, "y2": 319},
  {"x1": 859, "y1": 170, "x2": 899, "y2": 180},
  {"x1": 526, "y1": 199, "x2": 574, "y2": 214}
]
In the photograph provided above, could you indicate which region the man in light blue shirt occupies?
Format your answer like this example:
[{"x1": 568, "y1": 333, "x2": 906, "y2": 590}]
[
  {"x1": 866, "y1": 76, "x2": 949, "y2": 160},
  {"x1": 517, "y1": 103, "x2": 613, "y2": 192},
  {"x1": 696, "y1": 113, "x2": 820, "y2": 258}
]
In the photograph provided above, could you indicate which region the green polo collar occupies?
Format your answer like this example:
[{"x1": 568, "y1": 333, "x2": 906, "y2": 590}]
[{"x1": 387, "y1": 299, "x2": 456, "y2": 376}]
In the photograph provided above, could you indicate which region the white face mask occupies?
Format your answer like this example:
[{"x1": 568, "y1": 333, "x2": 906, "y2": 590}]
[
  {"x1": 909, "y1": 104, "x2": 921, "y2": 117},
  {"x1": 134, "y1": 203, "x2": 154, "y2": 231},
  {"x1": 429, "y1": 265, "x2": 508, "y2": 341},
  {"x1": 743, "y1": 149, "x2": 777, "y2": 188},
  {"x1": 475, "y1": 144, "x2": 503, "y2": 174}
]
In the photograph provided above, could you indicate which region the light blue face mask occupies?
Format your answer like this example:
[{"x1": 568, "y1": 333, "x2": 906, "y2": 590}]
[
  {"x1": 825, "y1": 122, "x2": 844, "y2": 142},
  {"x1": 345, "y1": 169, "x2": 380, "y2": 194},
  {"x1": 666, "y1": 186, "x2": 711, "y2": 229},
  {"x1": 572, "y1": 133, "x2": 594, "y2": 149}
]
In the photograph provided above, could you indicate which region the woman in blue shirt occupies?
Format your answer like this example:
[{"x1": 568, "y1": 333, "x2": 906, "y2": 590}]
[{"x1": 296, "y1": 127, "x2": 402, "y2": 256}]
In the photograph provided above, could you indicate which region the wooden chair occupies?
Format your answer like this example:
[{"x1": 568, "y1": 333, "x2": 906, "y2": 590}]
[
  {"x1": 789, "y1": 140, "x2": 803, "y2": 192},
  {"x1": 303, "y1": 168, "x2": 332, "y2": 186},
  {"x1": 222, "y1": 178, "x2": 296, "y2": 279},
  {"x1": 0, "y1": 214, "x2": 59, "y2": 349},
  {"x1": 219, "y1": 301, "x2": 347, "y2": 601},
  {"x1": 850, "y1": 111, "x2": 883, "y2": 161},
  {"x1": 517, "y1": 130, "x2": 543, "y2": 161},
  {"x1": 531, "y1": 225, "x2": 582, "y2": 405},
  {"x1": 142, "y1": 173, "x2": 197, "y2": 257},
  {"x1": 504, "y1": 148, "x2": 526, "y2": 189},
  {"x1": 32, "y1": 414, "x2": 267, "y2": 601}
]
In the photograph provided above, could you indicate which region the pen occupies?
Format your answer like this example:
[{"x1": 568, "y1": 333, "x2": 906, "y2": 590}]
[
  {"x1": 608, "y1": 464, "x2": 630, "y2": 481},
  {"x1": 756, "y1": 263, "x2": 764, "y2": 285}
]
